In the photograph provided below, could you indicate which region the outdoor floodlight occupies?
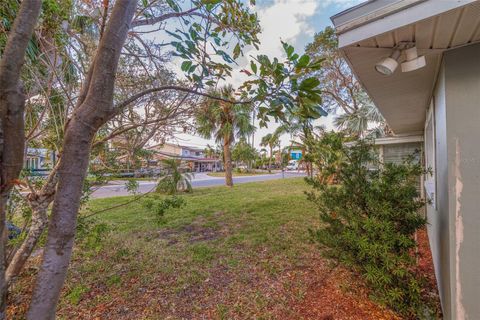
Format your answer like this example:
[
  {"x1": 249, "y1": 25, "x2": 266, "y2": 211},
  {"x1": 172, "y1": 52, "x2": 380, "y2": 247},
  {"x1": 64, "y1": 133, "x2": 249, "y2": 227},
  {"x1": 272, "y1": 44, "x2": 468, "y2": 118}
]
[
  {"x1": 401, "y1": 46, "x2": 426, "y2": 73},
  {"x1": 375, "y1": 43, "x2": 426, "y2": 76},
  {"x1": 375, "y1": 49, "x2": 401, "y2": 76}
]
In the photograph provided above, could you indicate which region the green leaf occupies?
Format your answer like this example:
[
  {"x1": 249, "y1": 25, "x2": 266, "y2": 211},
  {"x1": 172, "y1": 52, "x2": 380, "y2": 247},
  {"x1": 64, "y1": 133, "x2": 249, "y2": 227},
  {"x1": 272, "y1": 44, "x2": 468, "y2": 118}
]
[
  {"x1": 299, "y1": 77, "x2": 320, "y2": 90},
  {"x1": 250, "y1": 61, "x2": 257, "y2": 74},
  {"x1": 181, "y1": 61, "x2": 193, "y2": 72},
  {"x1": 297, "y1": 54, "x2": 310, "y2": 68},
  {"x1": 233, "y1": 43, "x2": 241, "y2": 59},
  {"x1": 282, "y1": 41, "x2": 295, "y2": 58},
  {"x1": 316, "y1": 106, "x2": 328, "y2": 117},
  {"x1": 203, "y1": 0, "x2": 222, "y2": 4},
  {"x1": 165, "y1": 30, "x2": 182, "y2": 40},
  {"x1": 166, "y1": 0, "x2": 180, "y2": 12}
]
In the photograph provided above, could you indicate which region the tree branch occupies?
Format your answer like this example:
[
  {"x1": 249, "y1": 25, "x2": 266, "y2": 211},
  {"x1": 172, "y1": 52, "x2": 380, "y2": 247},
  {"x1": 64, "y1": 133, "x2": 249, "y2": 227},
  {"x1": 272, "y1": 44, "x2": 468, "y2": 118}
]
[
  {"x1": 113, "y1": 85, "x2": 251, "y2": 117},
  {"x1": 130, "y1": 7, "x2": 201, "y2": 28}
]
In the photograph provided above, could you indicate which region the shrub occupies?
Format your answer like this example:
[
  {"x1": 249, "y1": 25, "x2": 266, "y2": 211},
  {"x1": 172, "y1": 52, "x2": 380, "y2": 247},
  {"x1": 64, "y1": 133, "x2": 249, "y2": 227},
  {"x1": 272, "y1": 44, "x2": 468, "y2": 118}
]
[
  {"x1": 306, "y1": 138, "x2": 434, "y2": 318},
  {"x1": 143, "y1": 195, "x2": 186, "y2": 222},
  {"x1": 156, "y1": 159, "x2": 193, "y2": 194}
]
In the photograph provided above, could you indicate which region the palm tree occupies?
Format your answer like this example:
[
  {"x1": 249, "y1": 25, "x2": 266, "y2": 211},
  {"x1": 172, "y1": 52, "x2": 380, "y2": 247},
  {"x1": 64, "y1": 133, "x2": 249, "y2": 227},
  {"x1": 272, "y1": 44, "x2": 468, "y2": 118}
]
[
  {"x1": 334, "y1": 103, "x2": 387, "y2": 138},
  {"x1": 195, "y1": 85, "x2": 255, "y2": 186},
  {"x1": 156, "y1": 159, "x2": 193, "y2": 194},
  {"x1": 260, "y1": 132, "x2": 280, "y2": 173}
]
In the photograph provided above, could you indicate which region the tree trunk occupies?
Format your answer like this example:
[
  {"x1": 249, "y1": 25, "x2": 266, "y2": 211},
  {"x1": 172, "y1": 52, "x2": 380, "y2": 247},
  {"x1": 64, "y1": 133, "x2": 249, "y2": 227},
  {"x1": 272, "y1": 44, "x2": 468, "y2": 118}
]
[
  {"x1": 6, "y1": 202, "x2": 49, "y2": 284},
  {"x1": 268, "y1": 146, "x2": 272, "y2": 173},
  {"x1": 6, "y1": 168, "x2": 58, "y2": 285},
  {"x1": 0, "y1": 1, "x2": 42, "y2": 317},
  {"x1": 27, "y1": 1, "x2": 138, "y2": 318},
  {"x1": 0, "y1": 197, "x2": 7, "y2": 320},
  {"x1": 27, "y1": 122, "x2": 95, "y2": 319},
  {"x1": 223, "y1": 136, "x2": 233, "y2": 187}
]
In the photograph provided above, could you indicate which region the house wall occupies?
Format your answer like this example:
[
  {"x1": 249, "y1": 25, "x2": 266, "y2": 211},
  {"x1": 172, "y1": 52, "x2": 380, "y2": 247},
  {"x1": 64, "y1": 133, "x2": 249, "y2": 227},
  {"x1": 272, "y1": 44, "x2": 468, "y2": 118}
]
[
  {"x1": 427, "y1": 61, "x2": 452, "y2": 318},
  {"x1": 427, "y1": 42, "x2": 480, "y2": 319},
  {"x1": 444, "y1": 43, "x2": 480, "y2": 319},
  {"x1": 161, "y1": 144, "x2": 182, "y2": 155}
]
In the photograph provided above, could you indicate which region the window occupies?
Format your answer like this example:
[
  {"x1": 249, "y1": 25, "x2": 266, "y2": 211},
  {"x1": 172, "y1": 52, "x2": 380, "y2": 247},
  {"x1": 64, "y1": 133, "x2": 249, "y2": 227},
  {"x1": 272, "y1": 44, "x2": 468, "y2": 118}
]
[{"x1": 25, "y1": 157, "x2": 40, "y2": 169}]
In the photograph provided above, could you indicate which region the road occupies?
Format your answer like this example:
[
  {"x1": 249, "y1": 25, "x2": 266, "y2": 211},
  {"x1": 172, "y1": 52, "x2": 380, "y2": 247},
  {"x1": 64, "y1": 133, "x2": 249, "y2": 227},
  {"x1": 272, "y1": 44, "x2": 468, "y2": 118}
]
[{"x1": 90, "y1": 171, "x2": 306, "y2": 199}]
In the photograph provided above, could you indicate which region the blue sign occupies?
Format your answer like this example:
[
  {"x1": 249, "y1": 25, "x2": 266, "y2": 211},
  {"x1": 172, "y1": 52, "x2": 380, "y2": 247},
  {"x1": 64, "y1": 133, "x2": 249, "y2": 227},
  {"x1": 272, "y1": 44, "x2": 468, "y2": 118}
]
[{"x1": 290, "y1": 151, "x2": 302, "y2": 160}]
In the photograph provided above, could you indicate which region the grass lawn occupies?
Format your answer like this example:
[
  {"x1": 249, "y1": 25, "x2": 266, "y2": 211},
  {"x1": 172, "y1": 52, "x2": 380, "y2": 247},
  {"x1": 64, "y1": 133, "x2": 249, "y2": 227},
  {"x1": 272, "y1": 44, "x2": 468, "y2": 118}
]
[
  {"x1": 9, "y1": 178, "x2": 399, "y2": 319},
  {"x1": 207, "y1": 171, "x2": 273, "y2": 177}
]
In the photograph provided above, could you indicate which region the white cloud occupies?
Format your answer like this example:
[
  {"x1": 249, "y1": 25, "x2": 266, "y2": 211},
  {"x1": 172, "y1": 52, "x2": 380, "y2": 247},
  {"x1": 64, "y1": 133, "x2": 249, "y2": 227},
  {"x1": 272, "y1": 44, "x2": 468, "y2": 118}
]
[
  {"x1": 320, "y1": 0, "x2": 365, "y2": 9},
  {"x1": 172, "y1": 0, "x2": 354, "y2": 148},
  {"x1": 254, "y1": 0, "x2": 319, "y2": 57},
  {"x1": 229, "y1": 0, "x2": 320, "y2": 88}
]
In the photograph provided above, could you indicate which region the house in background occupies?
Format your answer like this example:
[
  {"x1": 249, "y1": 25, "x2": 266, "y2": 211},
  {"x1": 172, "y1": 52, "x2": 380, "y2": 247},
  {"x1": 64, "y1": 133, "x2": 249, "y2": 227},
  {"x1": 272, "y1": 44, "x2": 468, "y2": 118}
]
[
  {"x1": 289, "y1": 149, "x2": 302, "y2": 160},
  {"x1": 331, "y1": 0, "x2": 480, "y2": 318},
  {"x1": 24, "y1": 148, "x2": 56, "y2": 175},
  {"x1": 148, "y1": 143, "x2": 222, "y2": 172}
]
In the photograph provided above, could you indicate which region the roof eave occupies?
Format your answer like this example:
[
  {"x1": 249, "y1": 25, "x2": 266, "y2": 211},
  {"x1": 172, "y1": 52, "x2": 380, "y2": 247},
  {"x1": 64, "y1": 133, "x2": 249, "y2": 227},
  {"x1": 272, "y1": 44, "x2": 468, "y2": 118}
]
[{"x1": 333, "y1": 0, "x2": 478, "y2": 48}]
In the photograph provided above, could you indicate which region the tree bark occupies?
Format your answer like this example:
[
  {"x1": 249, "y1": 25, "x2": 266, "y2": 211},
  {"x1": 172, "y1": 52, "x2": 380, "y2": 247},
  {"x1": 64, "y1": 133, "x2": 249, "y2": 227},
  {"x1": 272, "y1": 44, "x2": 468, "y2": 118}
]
[
  {"x1": 0, "y1": 1, "x2": 42, "y2": 318},
  {"x1": 26, "y1": 122, "x2": 95, "y2": 320},
  {"x1": 268, "y1": 146, "x2": 273, "y2": 173},
  {"x1": 223, "y1": 136, "x2": 233, "y2": 187},
  {"x1": 6, "y1": 167, "x2": 58, "y2": 285},
  {"x1": 27, "y1": 1, "x2": 138, "y2": 318}
]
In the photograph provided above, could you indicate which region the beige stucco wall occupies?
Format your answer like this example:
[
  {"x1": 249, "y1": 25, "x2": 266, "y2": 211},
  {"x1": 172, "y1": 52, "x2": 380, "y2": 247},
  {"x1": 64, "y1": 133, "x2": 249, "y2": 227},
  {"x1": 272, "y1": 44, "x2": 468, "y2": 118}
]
[{"x1": 152, "y1": 144, "x2": 182, "y2": 156}]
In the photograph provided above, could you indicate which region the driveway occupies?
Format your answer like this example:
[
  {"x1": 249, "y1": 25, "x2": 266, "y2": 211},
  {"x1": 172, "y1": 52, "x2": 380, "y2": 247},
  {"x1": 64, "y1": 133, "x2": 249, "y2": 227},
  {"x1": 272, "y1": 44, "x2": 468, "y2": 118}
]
[{"x1": 90, "y1": 171, "x2": 306, "y2": 199}]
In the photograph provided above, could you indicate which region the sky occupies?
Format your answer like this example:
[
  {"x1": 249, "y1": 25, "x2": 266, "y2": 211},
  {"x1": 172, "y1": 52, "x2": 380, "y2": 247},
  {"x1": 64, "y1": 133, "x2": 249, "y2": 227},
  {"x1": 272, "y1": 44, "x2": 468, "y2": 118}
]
[{"x1": 169, "y1": 0, "x2": 365, "y2": 150}]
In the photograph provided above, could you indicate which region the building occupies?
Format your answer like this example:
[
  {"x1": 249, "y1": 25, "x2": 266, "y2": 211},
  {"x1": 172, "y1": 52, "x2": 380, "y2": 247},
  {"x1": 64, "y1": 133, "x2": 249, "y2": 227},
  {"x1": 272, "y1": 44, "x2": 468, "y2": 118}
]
[
  {"x1": 24, "y1": 148, "x2": 56, "y2": 175},
  {"x1": 331, "y1": 1, "x2": 480, "y2": 318},
  {"x1": 148, "y1": 143, "x2": 221, "y2": 172},
  {"x1": 290, "y1": 149, "x2": 302, "y2": 160}
]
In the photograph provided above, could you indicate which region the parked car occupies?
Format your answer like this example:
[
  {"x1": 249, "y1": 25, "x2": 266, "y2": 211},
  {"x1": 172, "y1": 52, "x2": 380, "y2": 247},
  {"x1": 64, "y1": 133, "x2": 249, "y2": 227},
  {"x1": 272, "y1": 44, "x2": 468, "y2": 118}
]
[
  {"x1": 286, "y1": 160, "x2": 299, "y2": 170},
  {"x1": 134, "y1": 167, "x2": 161, "y2": 178}
]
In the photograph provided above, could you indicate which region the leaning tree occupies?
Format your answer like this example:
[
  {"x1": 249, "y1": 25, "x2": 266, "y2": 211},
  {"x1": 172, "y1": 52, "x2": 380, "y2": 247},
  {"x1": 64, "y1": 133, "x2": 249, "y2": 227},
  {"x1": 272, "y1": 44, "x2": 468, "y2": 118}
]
[
  {"x1": 1, "y1": 1, "x2": 326, "y2": 318},
  {"x1": 0, "y1": 0, "x2": 43, "y2": 317}
]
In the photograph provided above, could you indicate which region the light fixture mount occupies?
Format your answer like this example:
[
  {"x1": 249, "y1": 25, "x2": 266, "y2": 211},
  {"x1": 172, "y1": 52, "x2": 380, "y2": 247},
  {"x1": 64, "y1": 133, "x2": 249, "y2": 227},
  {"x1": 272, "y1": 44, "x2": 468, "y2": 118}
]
[
  {"x1": 375, "y1": 42, "x2": 426, "y2": 76},
  {"x1": 401, "y1": 46, "x2": 426, "y2": 72}
]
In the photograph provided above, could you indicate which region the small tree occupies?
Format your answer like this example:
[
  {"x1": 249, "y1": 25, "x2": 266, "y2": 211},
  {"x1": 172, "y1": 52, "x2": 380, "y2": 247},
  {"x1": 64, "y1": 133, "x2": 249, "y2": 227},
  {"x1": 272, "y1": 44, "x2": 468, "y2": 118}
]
[
  {"x1": 156, "y1": 159, "x2": 193, "y2": 194},
  {"x1": 195, "y1": 85, "x2": 254, "y2": 186},
  {"x1": 306, "y1": 138, "x2": 434, "y2": 318},
  {"x1": 260, "y1": 132, "x2": 280, "y2": 173},
  {"x1": 232, "y1": 138, "x2": 256, "y2": 170}
]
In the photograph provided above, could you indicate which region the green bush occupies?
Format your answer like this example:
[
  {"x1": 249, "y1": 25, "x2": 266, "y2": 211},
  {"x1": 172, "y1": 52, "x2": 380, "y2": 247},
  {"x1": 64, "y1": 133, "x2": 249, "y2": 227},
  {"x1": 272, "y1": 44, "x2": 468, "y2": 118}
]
[
  {"x1": 156, "y1": 159, "x2": 193, "y2": 194},
  {"x1": 143, "y1": 195, "x2": 186, "y2": 222},
  {"x1": 306, "y1": 138, "x2": 434, "y2": 318}
]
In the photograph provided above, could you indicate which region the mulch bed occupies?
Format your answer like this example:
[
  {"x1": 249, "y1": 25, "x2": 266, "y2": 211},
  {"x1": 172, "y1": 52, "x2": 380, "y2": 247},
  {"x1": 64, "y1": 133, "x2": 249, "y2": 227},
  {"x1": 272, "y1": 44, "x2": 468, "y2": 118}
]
[
  {"x1": 287, "y1": 258, "x2": 401, "y2": 320},
  {"x1": 288, "y1": 227, "x2": 441, "y2": 320}
]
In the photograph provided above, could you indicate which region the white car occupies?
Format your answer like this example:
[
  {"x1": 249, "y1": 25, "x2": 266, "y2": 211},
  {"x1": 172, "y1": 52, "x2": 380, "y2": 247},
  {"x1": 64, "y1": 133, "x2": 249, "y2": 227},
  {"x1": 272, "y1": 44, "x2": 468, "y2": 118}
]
[{"x1": 286, "y1": 160, "x2": 299, "y2": 170}]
